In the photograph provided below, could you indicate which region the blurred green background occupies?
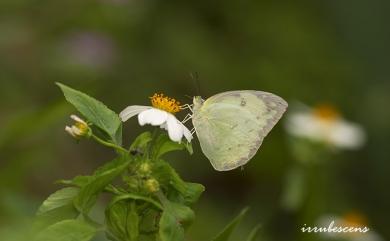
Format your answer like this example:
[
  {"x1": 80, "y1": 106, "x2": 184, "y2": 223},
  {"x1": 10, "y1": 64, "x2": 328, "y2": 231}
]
[{"x1": 1, "y1": 0, "x2": 389, "y2": 240}]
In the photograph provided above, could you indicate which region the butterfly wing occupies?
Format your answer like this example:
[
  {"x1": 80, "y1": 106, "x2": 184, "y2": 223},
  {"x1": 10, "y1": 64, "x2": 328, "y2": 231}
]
[{"x1": 192, "y1": 90, "x2": 287, "y2": 171}]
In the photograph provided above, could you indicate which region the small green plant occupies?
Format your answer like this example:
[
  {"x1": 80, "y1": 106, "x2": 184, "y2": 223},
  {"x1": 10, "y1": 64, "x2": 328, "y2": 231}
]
[{"x1": 32, "y1": 83, "x2": 260, "y2": 241}]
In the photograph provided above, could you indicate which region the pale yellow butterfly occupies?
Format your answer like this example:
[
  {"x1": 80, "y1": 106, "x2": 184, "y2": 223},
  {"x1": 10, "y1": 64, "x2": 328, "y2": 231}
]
[{"x1": 191, "y1": 90, "x2": 287, "y2": 171}]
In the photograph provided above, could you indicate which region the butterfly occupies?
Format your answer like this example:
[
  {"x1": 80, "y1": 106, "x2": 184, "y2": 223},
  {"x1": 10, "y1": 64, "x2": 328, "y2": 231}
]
[{"x1": 189, "y1": 90, "x2": 287, "y2": 171}]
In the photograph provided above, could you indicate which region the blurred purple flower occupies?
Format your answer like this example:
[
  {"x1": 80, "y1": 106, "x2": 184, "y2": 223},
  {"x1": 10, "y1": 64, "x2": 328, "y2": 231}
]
[{"x1": 62, "y1": 31, "x2": 117, "y2": 69}]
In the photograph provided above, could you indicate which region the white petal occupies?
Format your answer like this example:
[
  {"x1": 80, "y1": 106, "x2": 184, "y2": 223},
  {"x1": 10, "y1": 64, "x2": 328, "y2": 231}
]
[
  {"x1": 138, "y1": 108, "x2": 168, "y2": 126},
  {"x1": 70, "y1": 114, "x2": 87, "y2": 125},
  {"x1": 160, "y1": 122, "x2": 168, "y2": 130},
  {"x1": 65, "y1": 126, "x2": 76, "y2": 137},
  {"x1": 181, "y1": 123, "x2": 193, "y2": 142},
  {"x1": 119, "y1": 105, "x2": 152, "y2": 122},
  {"x1": 330, "y1": 121, "x2": 365, "y2": 149},
  {"x1": 71, "y1": 126, "x2": 82, "y2": 136},
  {"x1": 285, "y1": 113, "x2": 322, "y2": 139},
  {"x1": 166, "y1": 114, "x2": 184, "y2": 143}
]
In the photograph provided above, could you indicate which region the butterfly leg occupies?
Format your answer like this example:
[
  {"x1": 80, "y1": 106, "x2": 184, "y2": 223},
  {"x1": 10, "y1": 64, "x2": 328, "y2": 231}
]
[
  {"x1": 182, "y1": 113, "x2": 193, "y2": 123},
  {"x1": 180, "y1": 104, "x2": 193, "y2": 112}
]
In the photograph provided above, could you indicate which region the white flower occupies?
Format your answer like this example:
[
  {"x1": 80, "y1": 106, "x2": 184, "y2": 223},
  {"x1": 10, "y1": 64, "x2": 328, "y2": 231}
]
[
  {"x1": 65, "y1": 115, "x2": 91, "y2": 139},
  {"x1": 285, "y1": 104, "x2": 365, "y2": 150},
  {"x1": 119, "y1": 94, "x2": 192, "y2": 143}
]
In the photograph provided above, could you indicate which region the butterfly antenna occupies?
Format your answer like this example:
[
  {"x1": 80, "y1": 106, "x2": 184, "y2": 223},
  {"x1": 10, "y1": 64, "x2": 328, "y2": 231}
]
[
  {"x1": 184, "y1": 94, "x2": 192, "y2": 100},
  {"x1": 189, "y1": 71, "x2": 201, "y2": 96}
]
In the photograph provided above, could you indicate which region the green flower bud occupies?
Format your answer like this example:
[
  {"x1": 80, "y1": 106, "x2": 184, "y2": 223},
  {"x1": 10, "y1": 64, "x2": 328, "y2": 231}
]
[
  {"x1": 138, "y1": 162, "x2": 151, "y2": 176},
  {"x1": 144, "y1": 178, "x2": 159, "y2": 193}
]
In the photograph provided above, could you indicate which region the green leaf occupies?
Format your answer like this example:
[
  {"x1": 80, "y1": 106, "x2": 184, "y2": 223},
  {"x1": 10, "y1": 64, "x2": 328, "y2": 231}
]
[
  {"x1": 246, "y1": 224, "x2": 261, "y2": 241},
  {"x1": 158, "y1": 193, "x2": 194, "y2": 241},
  {"x1": 56, "y1": 82, "x2": 121, "y2": 144},
  {"x1": 106, "y1": 201, "x2": 126, "y2": 240},
  {"x1": 151, "y1": 133, "x2": 193, "y2": 160},
  {"x1": 106, "y1": 194, "x2": 161, "y2": 241},
  {"x1": 57, "y1": 175, "x2": 92, "y2": 187},
  {"x1": 74, "y1": 156, "x2": 132, "y2": 213},
  {"x1": 34, "y1": 219, "x2": 97, "y2": 241},
  {"x1": 212, "y1": 207, "x2": 249, "y2": 241},
  {"x1": 159, "y1": 209, "x2": 184, "y2": 241},
  {"x1": 153, "y1": 160, "x2": 204, "y2": 205},
  {"x1": 34, "y1": 188, "x2": 80, "y2": 231},
  {"x1": 167, "y1": 181, "x2": 205, "y2": 206},
  {"x1": 105, "y1": 201, "x2": 139, "y2": 241},
  {"x1": 139, "y1": 234, "x2": 157, "y2": 241},
  {"x1": 109, "y1": 193, "x2": 163, "y2": 211},
  {"x1": 139, "y1": 209, "x2": 160, "y2": 234},
  {"x1": 127, "y1": 203, "x2": 139, "y2": 241},
  {"x1": 180, "y1": 182, "x2": 205, "y2": 205},
  {"x1": 129, "y1": 132, "x2": 153, "y2": 153},
  {"x1": 37, "y1": 187, "x2": 79, "y2": 215},
  {"x1": 159, "y1": 201, "x2": 195, "y2": 241}
]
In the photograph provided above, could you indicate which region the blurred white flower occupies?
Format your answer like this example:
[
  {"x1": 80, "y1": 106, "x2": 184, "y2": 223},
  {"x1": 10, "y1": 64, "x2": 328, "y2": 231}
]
[
  {"x1": 119, "y1": 93, "x2": 192, "y2": 143},
  {"x1": 65, "y1": 115, "x2": 91, "y2": 139},
  {"x1": 317, "y1": 213, "x2": 383, "y2": 241},
  {"x1": 285, "y1": 104, "x2": 366, "y2": 149}
]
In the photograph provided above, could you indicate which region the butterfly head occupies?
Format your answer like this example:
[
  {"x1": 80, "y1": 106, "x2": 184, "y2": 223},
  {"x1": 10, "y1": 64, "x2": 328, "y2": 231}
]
[{"x1": 193, "y1": 96, "x2": 204, "y2": 113}]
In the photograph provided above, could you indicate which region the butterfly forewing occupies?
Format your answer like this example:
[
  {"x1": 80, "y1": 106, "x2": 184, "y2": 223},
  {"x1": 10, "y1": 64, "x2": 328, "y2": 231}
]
[{"x1": 193, "y1": 90, "x2": 287, "y2": 171}]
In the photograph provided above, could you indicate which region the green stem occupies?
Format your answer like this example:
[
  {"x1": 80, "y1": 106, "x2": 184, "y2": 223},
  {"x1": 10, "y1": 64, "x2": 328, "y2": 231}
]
[
  {"x1": 146, "y1": 128, "x2": 159, "y2": 159},
  {"x1": 92, "y1": 134, "x2": 128, "y2": 153},
  {"x1": 105, "y1": 184, "x2": 123, "y2": 195}
]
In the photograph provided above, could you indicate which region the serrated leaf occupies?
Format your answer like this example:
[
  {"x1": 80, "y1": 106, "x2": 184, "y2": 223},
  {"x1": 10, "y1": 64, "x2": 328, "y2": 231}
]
[
  {"x1": 74, "y1": 156, "x2": 132, "y2": 213},
  {"x1": 212, "y1": 207, "x2": 249, "y2": 241},
  {"x1": 33, "y1": 219, "x2": 97, "y2": 241},
  {"x1": 246, "y1": 224, "x2": 261, "y2": 241},
  {"x1": 56, "y1": 82, "x2": 121, "y2": 144}
]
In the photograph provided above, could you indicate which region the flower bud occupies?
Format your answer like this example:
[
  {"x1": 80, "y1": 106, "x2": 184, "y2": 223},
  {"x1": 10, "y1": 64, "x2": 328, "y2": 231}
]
[
  {"x1": 65, "y1": 115, "x2": 91, "y2": 139},
  {"x1": 144, "y1": 178, "x2": 159, "y2": 193},
  {"x1": 138, "y1": 162, "x2": 151, "y2": 176}
]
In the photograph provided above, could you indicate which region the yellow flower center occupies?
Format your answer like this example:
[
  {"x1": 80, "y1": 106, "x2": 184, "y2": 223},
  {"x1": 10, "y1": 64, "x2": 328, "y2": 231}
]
[
  {"x1": 75, "y1": 122, "x2": 89, "y2": 134},
  {"x1": 313, "y1": 104, "x2": 340, "y2": 122},
  {"x1": 150, "y1": 93, "x2": 181, "y2": 114},
  {"x1": 342, "y1": 212, "x2": 367, "y2": 227}
]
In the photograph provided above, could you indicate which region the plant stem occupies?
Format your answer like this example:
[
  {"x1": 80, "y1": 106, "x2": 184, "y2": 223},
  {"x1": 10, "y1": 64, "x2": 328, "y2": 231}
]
[{"x1": 92, "y1": 134, "x2": 128, "y2": 153}]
